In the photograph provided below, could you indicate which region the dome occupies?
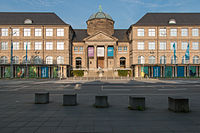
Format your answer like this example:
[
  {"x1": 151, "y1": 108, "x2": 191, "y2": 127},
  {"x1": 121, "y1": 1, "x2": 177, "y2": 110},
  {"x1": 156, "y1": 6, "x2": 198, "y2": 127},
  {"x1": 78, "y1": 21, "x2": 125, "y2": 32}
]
[{"x1": 88, "y1": 6, "x2": 113, "y2": 21}]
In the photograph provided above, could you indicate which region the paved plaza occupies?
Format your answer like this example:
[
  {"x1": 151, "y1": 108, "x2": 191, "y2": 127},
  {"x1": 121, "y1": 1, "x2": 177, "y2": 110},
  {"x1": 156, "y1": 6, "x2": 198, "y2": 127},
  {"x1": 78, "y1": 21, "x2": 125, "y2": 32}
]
[{"x1": 0, "y1": 79, "x2": 200, "y2": 133}]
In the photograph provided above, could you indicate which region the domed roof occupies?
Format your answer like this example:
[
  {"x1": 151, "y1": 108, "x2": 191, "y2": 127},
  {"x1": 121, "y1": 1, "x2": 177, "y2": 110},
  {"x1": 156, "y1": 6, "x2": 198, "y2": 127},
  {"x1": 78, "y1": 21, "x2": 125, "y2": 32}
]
[{"x1": 88, "y1": 6, "x2": 113, "y2": 21}]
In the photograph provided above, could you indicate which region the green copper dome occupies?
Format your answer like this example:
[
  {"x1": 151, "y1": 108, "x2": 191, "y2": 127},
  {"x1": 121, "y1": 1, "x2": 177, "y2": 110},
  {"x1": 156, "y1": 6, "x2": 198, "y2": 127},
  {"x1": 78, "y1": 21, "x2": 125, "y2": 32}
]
[{"x1": 88, "y1": 6, "x2": 113, "y2": 21}]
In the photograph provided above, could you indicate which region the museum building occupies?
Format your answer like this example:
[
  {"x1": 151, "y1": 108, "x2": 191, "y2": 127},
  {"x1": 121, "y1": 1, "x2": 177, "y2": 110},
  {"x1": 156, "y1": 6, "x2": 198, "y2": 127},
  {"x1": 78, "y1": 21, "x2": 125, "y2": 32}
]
[{"x1": 0, "y1": 8, "x2": 200, "y2": 78}]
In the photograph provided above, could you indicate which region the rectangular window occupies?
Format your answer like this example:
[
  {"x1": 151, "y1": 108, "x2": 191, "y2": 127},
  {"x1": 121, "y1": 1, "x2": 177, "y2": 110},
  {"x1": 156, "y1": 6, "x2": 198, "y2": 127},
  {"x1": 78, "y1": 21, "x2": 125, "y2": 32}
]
[
  {"x1": 159, "y1": 29, "x2": 166, "y2": 36},
  {"x1": 148, "y1": 29, "x2": 155, "y2": 36},
  {"x1": 13, "y1": 42, "x2": 20, "y2": 50},
  {"x1": 1, "y1": 28, "x2": 8, "y2": 36},
  {"x1": 148, "y1": 42, "x2": 155, "y2": 50},
  {"x1": 192, "y1": 42, "x2": 199, "y2": 50},
  {"x1": 12, "y1": 29, "x2": 20, "y2": 36},
  {"x1": 181, "y1": 29, "x2": 188, "y2": 36},
  {"x1": 35, "y1": 42, "x2": 42, "y2": 50},
  {"x1": 181, "y1": 42, "x2": 188, "y2": 50},
  {"x1": 1, "y1": 42, "x2": 8, "y2": 50},
  {"x1": 192, "y1": 29, "x2": 199, "y2": 36},
  {"x1": 137, "y1": 29, "x2": 144, "y2": 36},
  {"x1": 170, "y1": 29, "x2": 177, "y2": 36},
  {"x1": 118, "y1": 46, "x2": 122, "y2": 51},
  {"x1": 24, "y1": 28, "x2": 31, "y2": 36},
  {"x1": 46, "y1": 42, "x2": 53, "y2": 50},
  {"x1": 35, "y1": 29, "x2": 42, "y2": 36},
  {"x1": 57, "y1": 42, "x2": 64, "y2": 50},
  {"x1": 123, "y1": 46, "x2": 127, "y2": 51},
  {"x1": 74, "y1": 46, "x2": 78, "y2": 51},
  {"x1": 159, "y1": 42, "x2": 166, "y2": 50},
  {"x1": 137, "y1": 42, "x2": 144, "y2": 50},
  {"x1": 170, "y1": 42, "x2": 177, "y2": 50},
  {"x1": 46, "y1": 29, "x2": 53, "y2": 36},
  {"x1": 57, "y1": 28, "x2": 64, "y2": 36},
  {"x1": 79, "y1": 46, "x2": 83, "y2": 51}
]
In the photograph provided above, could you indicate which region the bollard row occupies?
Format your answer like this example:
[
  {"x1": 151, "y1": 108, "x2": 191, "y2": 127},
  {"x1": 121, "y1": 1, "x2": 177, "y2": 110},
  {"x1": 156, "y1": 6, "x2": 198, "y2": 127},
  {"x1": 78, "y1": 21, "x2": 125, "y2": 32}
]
[{"x1": 34, "y1": 93, "x2": 190, "y2": 112}]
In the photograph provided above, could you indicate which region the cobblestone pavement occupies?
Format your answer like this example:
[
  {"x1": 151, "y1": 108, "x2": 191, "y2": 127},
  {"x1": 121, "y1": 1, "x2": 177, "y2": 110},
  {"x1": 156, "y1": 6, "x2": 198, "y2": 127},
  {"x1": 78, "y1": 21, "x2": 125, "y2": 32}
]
[{"x1": 0, "y1": 79, "x2": 200, "y2": 133}]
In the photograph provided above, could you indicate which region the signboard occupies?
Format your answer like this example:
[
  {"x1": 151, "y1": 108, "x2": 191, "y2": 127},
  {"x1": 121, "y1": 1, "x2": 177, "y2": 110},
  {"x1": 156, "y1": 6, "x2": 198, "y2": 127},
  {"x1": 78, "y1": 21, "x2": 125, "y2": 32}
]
[
  {"x1": 29, "y1": 66, "x2": 37, "y2": 78},
  {"x1": 165, "y1": 66, "x2": 172, "y2": 78},
  {"x1": 107, "y1": 47, "x2": 114, "y2": 57},
  {"x1": 97, "y1": 47, "x2": 104, "y2": 57},
  {"x1": 141, "y1": 66, "x2": 148, "y2": 77},
  {"x1": 153, "y1": 66, "x2": 161, "y2": 77},
  {"x1": 5, "y1": 67, "x2": 11, "y2": 78},
  {"x1": 53, "y1": 67, "x2": 58, "y2": 78},
  {"x1": 41, "y1": 67, "x2": 49, "y2": 78},
  {"x1": 17, "y1": 67, "x2": 25, "y2": 78},
  {"x1": 177, "y1": 66, "x2": 184, "y2": 77},
  {"x1": 88, "y1": 47, "x2": 94, "y2": 57}
]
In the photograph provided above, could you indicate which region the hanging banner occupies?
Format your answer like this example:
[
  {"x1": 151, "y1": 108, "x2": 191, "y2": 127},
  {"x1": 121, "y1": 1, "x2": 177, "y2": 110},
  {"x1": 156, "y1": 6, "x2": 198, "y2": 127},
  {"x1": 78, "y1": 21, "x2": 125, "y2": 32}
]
[
  {"x1": 153, "y1": 66, "x2": 161, "y2": 77},
  {"x1": 190, "y1": 66, "x2": 196, "y2": 77},
  {"x1": 88, "y1": 47, "x2": 94, "y2": 57},
  {"x1": 107, "y1": 47, "x2": 114, "y2": 57},
  {"x1": 29, "y1": 66, "x2": 37, "y2": 78},
  {"x1": 41, "y1": 67, "x2": 49, "y2": 78},
  {"x1": 177, "y1": 66, "x2": 184, "y2": 77},
  {"x1": 141, "y1": 66, "x2": 148, "y2": 77},
  {"x1": 97, "y1": 47, "x2": 104, "y2": 57}
]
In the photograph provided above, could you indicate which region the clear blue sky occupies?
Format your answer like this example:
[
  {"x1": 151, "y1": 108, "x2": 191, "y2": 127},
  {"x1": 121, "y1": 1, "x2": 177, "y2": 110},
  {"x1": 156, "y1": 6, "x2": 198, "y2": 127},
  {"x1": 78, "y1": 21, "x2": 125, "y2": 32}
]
[{"x1": 0, "y1": 0, "x2": 200, "y2": 29}]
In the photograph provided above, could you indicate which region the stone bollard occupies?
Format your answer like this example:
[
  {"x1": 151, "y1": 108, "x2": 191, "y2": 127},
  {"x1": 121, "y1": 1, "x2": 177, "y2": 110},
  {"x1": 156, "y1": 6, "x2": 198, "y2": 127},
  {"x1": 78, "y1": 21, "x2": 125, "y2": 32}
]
[
  {"x1": 35, "y1": 92, "x2": 49, "y2": 104},
  {"x1": 129, "y1": 96, "x2": 145, "y2": 110},
  {"x1": 168, "y1": 97, "x2": 189, "y2": 112},
  {"x1": 94, "y1": 96, "x2": 109, "y2": 108},
  {"x1": 63, "y1": 94, "x2": 77, "y2": 106}
]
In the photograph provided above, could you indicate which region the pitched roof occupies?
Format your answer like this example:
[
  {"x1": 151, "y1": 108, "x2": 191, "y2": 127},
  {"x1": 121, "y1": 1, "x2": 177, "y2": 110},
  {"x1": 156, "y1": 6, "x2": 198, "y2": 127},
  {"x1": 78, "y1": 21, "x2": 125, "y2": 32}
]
[
  {"x1": 133, "y1": 13, "x2": 200, "y2": 26},
  {"x1": 73, "y1": 29, "x2": 128, "y2": 42},
  {"x1": 0, "y1": 12, "x2": 68, "y2": 25}
]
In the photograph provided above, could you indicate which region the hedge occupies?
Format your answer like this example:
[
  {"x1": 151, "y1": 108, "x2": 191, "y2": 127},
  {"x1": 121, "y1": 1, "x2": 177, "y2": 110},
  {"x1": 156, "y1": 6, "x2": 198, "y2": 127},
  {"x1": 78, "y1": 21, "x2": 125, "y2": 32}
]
[
  {"x1": 72, "y1": 70, "x2": 84, "y2": 77},
  {"x1": 118, "y1": 70, "x2": 130, "y2": 77}
]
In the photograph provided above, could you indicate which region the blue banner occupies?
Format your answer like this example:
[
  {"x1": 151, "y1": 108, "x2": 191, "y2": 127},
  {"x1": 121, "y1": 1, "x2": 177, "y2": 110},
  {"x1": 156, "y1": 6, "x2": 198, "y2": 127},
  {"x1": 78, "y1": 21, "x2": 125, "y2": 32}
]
[
  {"x1": 41, "y1": 67, "x2": 49, "y2": 78},
  {"x1": 153, "y1": 66, "x2": 160, "y2": 77},
  {"x1": 107, "y1": 47, "x2": 114, "y2": 57}
]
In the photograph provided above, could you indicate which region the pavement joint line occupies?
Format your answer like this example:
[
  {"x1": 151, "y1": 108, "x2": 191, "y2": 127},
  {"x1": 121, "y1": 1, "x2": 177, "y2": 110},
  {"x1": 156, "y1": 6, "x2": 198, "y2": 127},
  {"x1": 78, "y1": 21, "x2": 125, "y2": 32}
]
[
  {"x1": 102, "y1": 89, "x2": 131, "y2": 91},
  {"x1": 157, "y1": 88, "x2": 187, "y2": 91}
]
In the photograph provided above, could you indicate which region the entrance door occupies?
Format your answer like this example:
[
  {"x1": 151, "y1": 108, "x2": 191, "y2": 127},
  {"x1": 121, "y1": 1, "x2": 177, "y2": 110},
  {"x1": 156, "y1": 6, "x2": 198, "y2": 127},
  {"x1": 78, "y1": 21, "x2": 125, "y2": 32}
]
[{"x1": 97, "y1": 57, "x2": 104, "y2": 69}]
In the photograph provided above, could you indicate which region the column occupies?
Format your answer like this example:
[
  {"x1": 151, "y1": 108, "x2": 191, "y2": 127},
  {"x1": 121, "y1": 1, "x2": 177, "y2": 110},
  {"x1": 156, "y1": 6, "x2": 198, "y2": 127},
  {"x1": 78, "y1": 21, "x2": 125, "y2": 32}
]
[
  {"x1": 104, "y1": 45, "x2": 108, "y2": 70},
  {"x1": 94, "y1": 45, "x2": 97, "y2": 69},
  {"x1": 63, "y1": 66, "x2": 67, "y2": 78}
]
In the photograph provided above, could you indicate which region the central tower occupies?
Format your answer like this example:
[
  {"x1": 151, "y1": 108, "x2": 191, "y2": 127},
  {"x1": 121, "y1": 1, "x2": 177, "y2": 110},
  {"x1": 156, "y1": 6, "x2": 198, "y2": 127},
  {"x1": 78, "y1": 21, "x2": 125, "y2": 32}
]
[{"x1": 86, "y1": 6, "x2": 114, "y2": 36}]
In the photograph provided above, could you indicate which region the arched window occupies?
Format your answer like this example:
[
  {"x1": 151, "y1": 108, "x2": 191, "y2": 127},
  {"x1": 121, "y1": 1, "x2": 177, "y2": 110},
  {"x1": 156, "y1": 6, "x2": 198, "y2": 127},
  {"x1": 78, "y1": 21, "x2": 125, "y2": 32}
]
[
  {"x1": 149, "y1": 56, "x2": 156, "y2": 64},
  {"x1": 75, "y1": 57, "x2": 82, "y2": 68},
  {"x1": 0, "y1": 56, "x2": 8, "y2": 64},
  {"x1": 138, "y1": 56, "x2": 145, "y2": 64},
  {"x1": 22, "y1": 56, "x2": 31, "y2": 64},
  {"x1": 160, "y1": 56, "x2": 166, "y2": 64},
  {"x1": 171, "y1": 56, "x2": 178, "y2": 64},
  {"x1": 57, "y1": 56, "x2": 64, "y2": 64},
  {"x1": 182, "y1": 56, "x2": 189, "y2": 64},
  {"x1": 34, "y1": 56, "x2": 42, "y2": 64},
  {"x1": 120, "y1": 57, "x2": 126, "y2": 68},
  {"x1": 13, "y1": 56, "x2": 19, "y2": 64},
  {"x1": 193, "y1": 56, "x2": 199, "y2": 64},
  {"x1": 46, "y1": 56, "x2": 53, "y2": 64}
]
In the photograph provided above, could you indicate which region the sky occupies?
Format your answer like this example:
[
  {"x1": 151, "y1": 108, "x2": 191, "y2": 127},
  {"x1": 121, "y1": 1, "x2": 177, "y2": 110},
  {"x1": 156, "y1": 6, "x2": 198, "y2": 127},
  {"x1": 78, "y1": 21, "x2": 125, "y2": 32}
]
[{"x1": 0, "y1": 0, "x2": 200, "y2": 29}]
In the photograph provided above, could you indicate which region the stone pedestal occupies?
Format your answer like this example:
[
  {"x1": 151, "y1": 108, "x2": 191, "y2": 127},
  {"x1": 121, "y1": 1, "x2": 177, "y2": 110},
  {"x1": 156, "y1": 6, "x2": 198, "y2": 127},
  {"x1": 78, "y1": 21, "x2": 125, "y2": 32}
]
[
  {"x1": 168, "y1": 97, "x2": 189, "y2": 112},
  {"x1": 94, "y1": 96, "x2": 109, "y2": 108},
  {"x1": 129, "y1": 96, "x2": 145, "y2": 110},
  {"x1": 35, "y1": 92, "x2": 49, "y2": 104},
  {"x1": 63, "y1": 94, "x2": 77, "y2": 106}
]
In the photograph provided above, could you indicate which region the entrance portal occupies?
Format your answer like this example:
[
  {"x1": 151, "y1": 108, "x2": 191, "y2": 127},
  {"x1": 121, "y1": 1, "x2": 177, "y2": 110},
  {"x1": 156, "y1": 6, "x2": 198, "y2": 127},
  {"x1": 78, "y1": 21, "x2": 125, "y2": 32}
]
[{"x1": 97, "y1": 57, "x2": 104, "y2": 69}]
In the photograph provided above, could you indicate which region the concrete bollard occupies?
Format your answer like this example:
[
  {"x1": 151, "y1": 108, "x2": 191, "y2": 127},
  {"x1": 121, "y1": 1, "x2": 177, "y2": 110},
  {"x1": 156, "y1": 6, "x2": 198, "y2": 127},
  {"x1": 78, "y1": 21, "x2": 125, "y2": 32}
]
[
  {"x1": 35, "y1": 92, "x2": 49, "y2": 104},
  {"x1": 63, "y1": 94, "x2": 77, "y2": 106},
  {"x1": 94, "y1": 96, "x2": 109, "y2": 108},
  {"x1": 168, "y1": 97, "x2": 189, "y2": 112},
  {"x1": 129, "y1": 96, "x2": 145, "y2": 110}
]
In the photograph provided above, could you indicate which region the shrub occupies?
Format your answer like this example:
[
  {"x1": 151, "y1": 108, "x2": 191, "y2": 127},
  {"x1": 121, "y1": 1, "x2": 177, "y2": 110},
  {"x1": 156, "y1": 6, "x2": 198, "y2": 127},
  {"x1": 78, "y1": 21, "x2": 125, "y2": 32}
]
[
  {"x1": 72, "y1": 70, "x2": 84, "y2": 77},
  {"x1": 118, "y1": 70, "x2": 130, "y2": 77}
]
